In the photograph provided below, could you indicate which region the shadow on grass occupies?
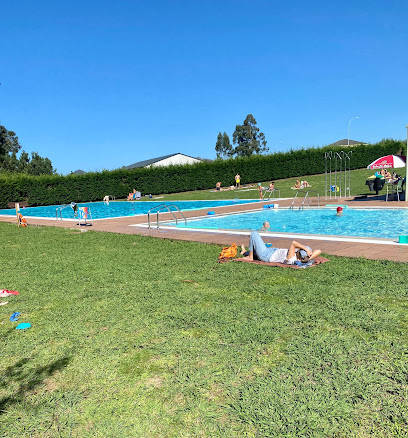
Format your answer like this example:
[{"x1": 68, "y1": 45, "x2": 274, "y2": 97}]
[{"x1": 0, "y1": 355, "x2": 71, "y2": 414}]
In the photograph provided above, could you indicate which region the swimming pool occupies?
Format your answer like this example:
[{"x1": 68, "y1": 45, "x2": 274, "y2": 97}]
[
  {"x1": 174, "y1": 208, "x2": 408, "y2": 240},
  {"x1": 0, "y1": 200, "x2": 255, "y2": 220}
]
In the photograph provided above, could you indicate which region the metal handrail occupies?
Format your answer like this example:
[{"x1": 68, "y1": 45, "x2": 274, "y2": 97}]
[
  {"x1": 290, "y1": 190, "x2": 320, "y2": 210},
  {"x1": 300, "y1": 190, "x2": 320, "y2": 210},
  {"x1": 147, "y1": 204, "x2": 187, "y2": 229},
  {"x1": 55, "y1": 204, "x2": 71, "y2": 220},
  {"x1": 289, "y1": 190, "x2": 306, "y2": 210},
  {"x1": 263, "y1": 189, "x2": 280, "y2": 200}
]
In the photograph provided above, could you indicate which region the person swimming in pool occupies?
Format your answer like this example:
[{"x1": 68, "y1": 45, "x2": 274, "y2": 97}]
[
  {"x1": 260, "y1": 221, "x2": 270, "y2": 231},
  {"x1": 240, "y1": 231, "x2": 321, "y2": 264}
]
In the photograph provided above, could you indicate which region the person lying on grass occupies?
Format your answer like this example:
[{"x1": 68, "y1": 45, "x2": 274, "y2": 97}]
[{"x1": 240, "y1": 231, "x2": 321, "y2": 264}]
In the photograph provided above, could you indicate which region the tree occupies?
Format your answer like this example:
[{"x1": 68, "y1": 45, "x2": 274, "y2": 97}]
[
  {"x1": 0, "y1": 123, "x2": 55, "y2": 174},
  {"x1": 215, "y1": 132, "x2": 233, "y2": 159},
  {"x1": 232, "y1": 114, "x2": 268, "y2": 157},
  {"x1": 0, "y1": 125, "x2": 21, "y2": 158},
  {"x1": 26, "y1": 152, "x2": 55, "y2": 175}
]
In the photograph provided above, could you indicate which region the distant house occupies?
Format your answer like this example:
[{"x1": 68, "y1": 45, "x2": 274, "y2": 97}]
[
  {"x1": 124, "y1": 153, "x2": 201, "y2": 170},
  {"x1": 71, "y1": 169, "x2": 86, "y2": 175},
  {"x1": 329, "y1": 139, "x2": 367, "y2": 147}
]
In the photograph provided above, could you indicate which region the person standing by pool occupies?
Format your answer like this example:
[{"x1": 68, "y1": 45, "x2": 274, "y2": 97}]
[
  {"x1": 258, "y1": 183, "x2": 263, "y2": 199},
  {"x1": 242, "y1": 231, "x2": 321, "y2": 264},
  {"x1": 235, "y1": 173, "x2": 241, "y2": 188}
]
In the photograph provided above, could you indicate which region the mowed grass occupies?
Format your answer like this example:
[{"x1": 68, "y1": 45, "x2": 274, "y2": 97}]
[
  {"x1": 150, "y1": 167, "x2": 404, "y2": 202},
  {"x1": 1, "y1": 223, "x2": 407, "y2": 437}
]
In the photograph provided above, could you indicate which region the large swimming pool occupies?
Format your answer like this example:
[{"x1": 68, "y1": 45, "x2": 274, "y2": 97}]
[
  {"x1": 0, "y1": 200, "x2": 255, "y2": 220},
  {"x1": 174, "y1": 208, "x2": 408, "y2": 240}
]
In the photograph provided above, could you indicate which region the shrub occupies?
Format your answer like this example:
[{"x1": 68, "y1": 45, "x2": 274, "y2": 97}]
[{"x1": 0, "y1": 139, "x2": 403, "y2": 208}]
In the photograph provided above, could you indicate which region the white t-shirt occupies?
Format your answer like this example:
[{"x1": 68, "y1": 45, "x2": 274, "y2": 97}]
[{"x1": 269, "y1": 248, "x2": 296, "y2": 264}]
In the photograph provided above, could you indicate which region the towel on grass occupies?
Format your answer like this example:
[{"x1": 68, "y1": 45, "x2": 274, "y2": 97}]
[{"x1": 233, "y1": 256, "x2": 329, "y2": 269}]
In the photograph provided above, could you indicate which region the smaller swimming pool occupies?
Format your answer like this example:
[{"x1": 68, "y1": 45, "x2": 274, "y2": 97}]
[
  {"x1": 0, "y1": 199, "x2": 256, "y2": 220},
  {"x1": 174, "y1": 208, "x2": 408, "y2": 240}
]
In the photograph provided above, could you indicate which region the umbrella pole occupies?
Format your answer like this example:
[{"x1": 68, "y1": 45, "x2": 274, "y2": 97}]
[{"x1": 406, "y1": 125, "x2": 408, "y2": 202}]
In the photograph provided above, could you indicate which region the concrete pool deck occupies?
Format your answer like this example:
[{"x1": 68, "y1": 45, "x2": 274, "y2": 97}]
[{"x1": 1, "y1": 196, "x2": 408, "y2": 262}]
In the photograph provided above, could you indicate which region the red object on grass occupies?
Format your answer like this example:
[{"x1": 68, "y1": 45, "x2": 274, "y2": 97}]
[
  {"x1": 0, "y1": 289, "x2": 20, "y2": 296},
  {"x1": 367, "y1": 155, "x2": 406, "y2": 169}
]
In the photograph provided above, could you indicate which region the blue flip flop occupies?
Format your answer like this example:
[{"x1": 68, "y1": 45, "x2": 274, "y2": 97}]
[
  {"x1": 16, "y1": 322, "x2": 31, "y2": 330},
  {"x1": 10, "y1": 312, "x2": 20, "y2": 321}
]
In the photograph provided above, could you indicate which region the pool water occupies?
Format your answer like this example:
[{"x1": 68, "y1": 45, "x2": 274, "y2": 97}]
[
  {"x1": 0, "y1": 200, "x2": 255, "y2": 220},
  {"x1": 175, "y1": 208, "x2": 408, "y2": 240}
]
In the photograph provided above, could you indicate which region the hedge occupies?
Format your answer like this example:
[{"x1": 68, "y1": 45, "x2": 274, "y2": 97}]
[{"x1": 0, "y1": 139, "x2": 403, "y2": 208}]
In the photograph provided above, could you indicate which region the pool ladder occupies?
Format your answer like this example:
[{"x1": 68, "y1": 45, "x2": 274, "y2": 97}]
[
  {"x1": 263, "y1": 189, "x2": 280, "y2": 200},
  {"x1": 290, "y1": 190, "x2": 320, "y2": 210},
  {"x1": 56, "y1": 204, "x2": 72, "y2": 220},
  {"x1": 147, "y1": 204, "x2": 187, "y2": 229}
]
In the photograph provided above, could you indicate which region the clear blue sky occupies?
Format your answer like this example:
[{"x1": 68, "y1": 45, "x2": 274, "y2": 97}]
[{"x1": 1, "y1": 0, "x2": 407, "y2": 174}]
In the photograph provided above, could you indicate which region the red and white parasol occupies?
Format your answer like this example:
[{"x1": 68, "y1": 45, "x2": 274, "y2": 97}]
[{"x1": 366, "y1": 155, "x2": 406, "y2": 169}]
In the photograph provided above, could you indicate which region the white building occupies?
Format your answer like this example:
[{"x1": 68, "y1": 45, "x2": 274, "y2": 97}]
[{"x1": 124, "y1": 153, "x2": 201, "y2": 170}]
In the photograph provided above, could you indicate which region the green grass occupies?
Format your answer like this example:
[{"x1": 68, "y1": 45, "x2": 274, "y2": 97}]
[
  {"x1": 135, "y1": 167, "x2": 401, "y2": 201},
  {"x1": 1, "y1": 223, "x2": 407, "y2": 437}
]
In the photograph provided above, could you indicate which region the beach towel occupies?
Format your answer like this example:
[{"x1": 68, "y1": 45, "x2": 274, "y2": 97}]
[{"x1": 233, "y1": 256, "x2": 329, "y2": 269}]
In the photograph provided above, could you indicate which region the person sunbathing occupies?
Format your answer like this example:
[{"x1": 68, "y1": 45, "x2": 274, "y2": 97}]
[
  {"x1": 127, "y1": 189, "x2": 137, "y2": 200},
  {"x1": 240, "y1": 231, "x2": 321, "y2": 264},
  {"x1": 292, "y1": 179, "x2": 301, "y2": 189},
  {"x1": 268, "y1": 182, "x2": 275, "y2": 191}
]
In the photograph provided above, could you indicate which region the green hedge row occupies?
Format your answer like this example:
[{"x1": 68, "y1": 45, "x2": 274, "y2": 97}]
[{"x1": 0, "y1": 139, "x2": 403, "y2": 208}]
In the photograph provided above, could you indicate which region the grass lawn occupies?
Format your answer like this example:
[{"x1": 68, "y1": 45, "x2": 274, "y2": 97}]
[
  {"x1": 136, "y1": 167, "x2": 402, "y2": 202},
  {"x1": 1, "y1": 223, "x2": 407, "y2": 437}
]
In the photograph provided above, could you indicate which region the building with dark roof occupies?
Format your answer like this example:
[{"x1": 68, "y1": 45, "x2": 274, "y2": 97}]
[
  {"x1": 329, "y1": 139, "x2": 367, "y2": 147},
  {"x1": 124, "y1": 153, "x2": 201, "y2": 170}
]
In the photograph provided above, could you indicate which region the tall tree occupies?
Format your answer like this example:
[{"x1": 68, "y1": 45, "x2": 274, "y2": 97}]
[
  {"x1": 0, "y1": 125, "x2": 21, "y2": 158},
  {"x1": 26, "y1": 152, "x2": 54, "y2": 175},
  {"x1": 215, "y1": 131, "x2": 233, "y2": 159},
  {"x1": 0, "y1": 123, "x2": 55, "y2": 174},
  {"x1": 232, "y1": 114, "x2": 268, "y2": 157}
]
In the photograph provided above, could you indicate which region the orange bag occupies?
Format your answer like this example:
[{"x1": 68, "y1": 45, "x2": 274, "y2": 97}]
[
  {"x1": 218, "y1": 243, "x2": 238, "y2": 262},
  {"x1": 18, "y1": 213, "x2": 28, "y2": 228}
]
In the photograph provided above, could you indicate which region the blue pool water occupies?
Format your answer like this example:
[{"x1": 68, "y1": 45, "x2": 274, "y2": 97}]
[
  {"x1": 0, "y1": 200, "x2": 255, "y2": 220},
  {"x1": 176, "y1": 208, "x2": 408, "y2": 240}
]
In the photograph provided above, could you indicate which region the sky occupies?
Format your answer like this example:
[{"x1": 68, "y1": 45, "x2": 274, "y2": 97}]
[{"x1": 1, "y1": 0, "x2": 407, "y2": 175}]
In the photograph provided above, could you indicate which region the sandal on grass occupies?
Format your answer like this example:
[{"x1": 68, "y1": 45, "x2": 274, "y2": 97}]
[{"x1": 10, "y1": 312, "x2": 20, "y2": 321}]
